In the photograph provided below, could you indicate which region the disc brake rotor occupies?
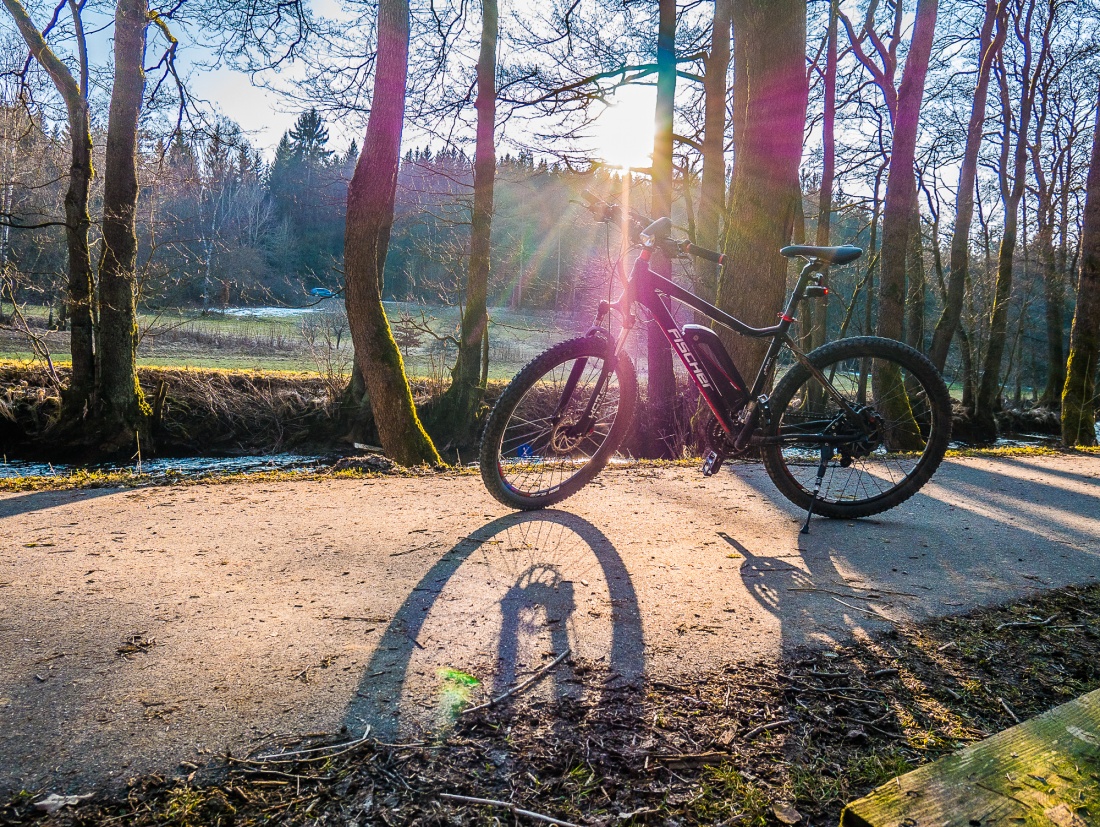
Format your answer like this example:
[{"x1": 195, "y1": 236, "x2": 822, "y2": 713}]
[{"x1": 549, "y1": 420, "x2": 585, "y2": 453}]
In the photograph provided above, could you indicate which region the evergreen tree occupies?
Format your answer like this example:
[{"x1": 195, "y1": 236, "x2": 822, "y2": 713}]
[{"x1": 266, "y1": 109, "x2": 346, "y2": 286}]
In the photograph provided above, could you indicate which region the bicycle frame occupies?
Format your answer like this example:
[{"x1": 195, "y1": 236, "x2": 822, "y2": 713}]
[{"x1": 592, "y1": 247, "x2": 861, "y2": 449}]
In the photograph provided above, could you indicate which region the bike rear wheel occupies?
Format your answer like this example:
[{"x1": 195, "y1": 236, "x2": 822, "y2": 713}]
[
  {"x1": 480, "y1": 335, "x2": 637, "y2": 509},
  {"x1": 761, "y1": 336, "x2": 952, "y2": 518}
]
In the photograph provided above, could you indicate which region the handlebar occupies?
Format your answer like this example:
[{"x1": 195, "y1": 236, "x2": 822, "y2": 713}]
[
  {"x1": 581, "y1": 191, "x2": 726, "y2": 266},
  {"x1": 679, "y1": 240, "x2": 725, "y2": 265}
]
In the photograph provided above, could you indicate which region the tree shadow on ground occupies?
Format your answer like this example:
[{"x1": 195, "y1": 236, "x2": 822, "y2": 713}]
[
  {"x1": 725, "y1": 456, "x2": 1100, "y2": 655},
  {"x1": 0, "y1": 487, "x2": 120, "y2": 520}
]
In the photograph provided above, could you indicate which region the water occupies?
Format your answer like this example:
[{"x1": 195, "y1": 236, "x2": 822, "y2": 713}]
[
  {"x1": 219, "y1": 306, "x2": 325, "y2": 319},
  {"x1": 0, "y1": 453, "x2": 330, "y2": 481}
]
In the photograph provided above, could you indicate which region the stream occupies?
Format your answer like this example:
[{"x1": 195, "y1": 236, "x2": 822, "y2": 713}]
[
  {"x1": 0, "y1": 429, "x2": 1081, "y2": 481},
  {"x1": 0, "y1": 452, "x2": 332, "y2": 481}
]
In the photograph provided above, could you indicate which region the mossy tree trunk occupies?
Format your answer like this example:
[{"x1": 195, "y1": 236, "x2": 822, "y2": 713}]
[
  {"x1": 928, "y1": 0, "x2": 1007, "y2": 373},
  {"x1": 976, "y1": 1, "x2": 1051, "y2": 437},
  {"x1": 1, "y1": 0, "x2": 96, "y2": 417},
  {"x1": 1061, "y1": 84, "x2": 1100, "y2": 447},
  {"x1": 436, "y1": 0, "x2": 497, "y2": 442},
  {"x1": 717, "y1": 0, "x2": 807, "y2": 376},
  {"x1": 94, "y1": 0, "x2": 149, "y2": 449},
  {"x1": 343, "y1": 0, "x2": 440, "y2": 467}
]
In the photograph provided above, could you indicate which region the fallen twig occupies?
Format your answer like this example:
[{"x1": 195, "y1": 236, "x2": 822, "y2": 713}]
[
  {"x1": 998, "y1": 696, "x2": 1021, "y2": 723},
  {"x1": 787, "y1": 586, "x2": 877, "y2": 601},
  {"x1": 869, "y1": 668, "x2": 899, "y2": 679},
  {"x1": 829, "y1": 596, "x2": 895, "y2": 622},
  {"x1": 440, "y1": 792, "x2": 581, "y2": 827},
  {"x1": 248, "y1": 728, "x2": 371, "y2": 763},
  {"x1": 462, "y1": 648, "x2": 571, "y2": 715},
  {"x1": 658, "y1": 751, "x2": 727, "y2": 766},
  {"x1": 742, "y1": 718, "x2": 794, "y2": 740},
  {"x1": 390, "y1": 540, "x2": 442, "y2": 557},
  {"x1": 995, "y1": 614, "x2": 1056, "y2": 632}
]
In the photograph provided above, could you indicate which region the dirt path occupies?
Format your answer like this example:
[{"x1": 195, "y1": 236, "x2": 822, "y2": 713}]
[{"x1": 1, "y1": 454, "x2": 1097, "y2": 796}]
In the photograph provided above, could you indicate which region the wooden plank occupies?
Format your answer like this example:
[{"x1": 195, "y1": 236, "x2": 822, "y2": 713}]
[{"x1": 841, "y1": 688, "x2": 1100, "y2": 827}]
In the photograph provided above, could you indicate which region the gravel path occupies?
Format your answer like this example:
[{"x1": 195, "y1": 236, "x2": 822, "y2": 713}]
[{"x1": 1, "y1": 454, "x2": 1097, "y2": 795}]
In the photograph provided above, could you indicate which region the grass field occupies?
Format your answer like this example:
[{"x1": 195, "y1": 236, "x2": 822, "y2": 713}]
[{"x1": 0, "y1": 301, "x2": 604, "y2": 380}]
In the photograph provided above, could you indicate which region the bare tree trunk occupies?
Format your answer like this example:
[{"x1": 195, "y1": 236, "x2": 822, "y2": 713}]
[
  {"x1": 905, "y1": 204, "x2": 926, "y2": 351},
  {"x1": 95, "y1": 0, "x2": 149, "y2": 448},
  {"x1": 865, "y1": 166, "x2": 885, "y2": 337},
  {"x1": 976, "y1": 1, "x2": 1049, "y2": 435},
  {"x1": 694, "y1": 0, "x2": 731, "y2": 301},
  {"x1": 929, "y1": 0, "x2": 1006, "y2": 372},
  {"x1": 1061, "y1": 84, "x2": 1100, "y2": 446},
  {"x1": 438, "y1": 0, "x2": 497, "y2": 439},
  {"x1": 811, "y1": 0, "x2": 838, "y2": 353},
  {"x1": 344, "y1": 0, "x2": 440, "y2": 466},
  {"x1": 959, "y1": 324, "x2": 976, "y2": 410},
  {"x1": 876, "y1": 0, "x2": 938, "y2": 344},
  {"x1": 718, "y1": 0, "x2": 807, "y2": 375},
  {"x1": 1, "y1": 0, "x2": 96, "y2": 416},
  {"x1": 644, "y1": 0, "x2": 677, "y2": 458},
  {"x1": 1038, "y1": 214, "x2": 1065, "y2": 406}
]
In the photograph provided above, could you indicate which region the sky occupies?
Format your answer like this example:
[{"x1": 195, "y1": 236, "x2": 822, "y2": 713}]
[{"x1": 1, "y1": 0, "x2": 655, "y2": 165}]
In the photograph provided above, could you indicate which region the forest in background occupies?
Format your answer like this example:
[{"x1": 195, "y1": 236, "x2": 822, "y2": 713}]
[{"x1": 0, "y1": 0, "x2": 1099, "y2": 460}]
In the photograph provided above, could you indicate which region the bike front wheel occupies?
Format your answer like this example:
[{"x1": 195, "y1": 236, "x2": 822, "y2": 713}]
[
  {"x1": 761, "y1": 336, "x2": 952, "y2": 519},
  {"x1": 480, "y1": 335, "x2": 637, "y2": 510}
]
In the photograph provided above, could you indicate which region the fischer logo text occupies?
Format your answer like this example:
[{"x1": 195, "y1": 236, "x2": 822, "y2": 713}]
[{"x1": 668, "y1": 329, "x2": 712, "y2": 388}]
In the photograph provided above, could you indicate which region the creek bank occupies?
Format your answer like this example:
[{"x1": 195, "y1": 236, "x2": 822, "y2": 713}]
[
  {"x1": 0, "y1": 363, "x2": 1093, "y2": 464},
  {"x1": 0, "y1": 363, "x2": 455, "y2": 462}
]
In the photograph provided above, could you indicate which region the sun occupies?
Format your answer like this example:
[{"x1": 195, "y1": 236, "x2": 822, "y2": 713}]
[{"x1": 590, "y1": 85, "x2": 656, "y2": 170}]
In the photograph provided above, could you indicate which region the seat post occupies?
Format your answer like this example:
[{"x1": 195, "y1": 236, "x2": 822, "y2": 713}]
[{"x1": 781, "y1": 260, "x2": 824, "y2": 322}]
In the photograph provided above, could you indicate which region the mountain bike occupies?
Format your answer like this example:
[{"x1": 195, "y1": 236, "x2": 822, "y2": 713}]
[{"x1": 479, "y1": 196, "x2": 952, "y2": 531}]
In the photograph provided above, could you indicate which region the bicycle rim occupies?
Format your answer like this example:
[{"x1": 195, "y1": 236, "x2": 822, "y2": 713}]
[
  {"x1": 768, "y1": 346, "x2": 947, "y2": 512},
  {"x1": 494, "y1": 350, "x2": 624, "y2": 499}
]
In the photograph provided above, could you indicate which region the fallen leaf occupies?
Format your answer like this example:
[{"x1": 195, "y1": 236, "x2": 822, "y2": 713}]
[
  {"x1": 772, "y1": 802, "x2": 802, "y2": 825},
  {"x1": 35, "y1": 794, "x2": 93, "y2": 814}
]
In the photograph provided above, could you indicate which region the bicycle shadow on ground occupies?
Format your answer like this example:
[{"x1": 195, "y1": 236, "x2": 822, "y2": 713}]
[
  {"x1": 727, "y1": 455, "x2": 1100, "y2": 653},
  {"x1": 343, "y1": 510, "x2": 645, "y2": 740}
]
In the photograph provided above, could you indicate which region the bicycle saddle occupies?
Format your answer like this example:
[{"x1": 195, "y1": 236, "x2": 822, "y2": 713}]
[{"x1": 780, "y1": 244, "x2": 863, "y2": 265}]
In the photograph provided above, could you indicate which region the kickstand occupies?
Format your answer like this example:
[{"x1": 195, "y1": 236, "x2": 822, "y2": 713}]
[{"x1": 800, "y1": 446, "x2": 834, "y2": 535}]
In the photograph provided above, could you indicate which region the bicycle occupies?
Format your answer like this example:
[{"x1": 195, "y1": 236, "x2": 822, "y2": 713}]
[{"x1": 479, "y1": 195, "x2": 952, "y2": 532}]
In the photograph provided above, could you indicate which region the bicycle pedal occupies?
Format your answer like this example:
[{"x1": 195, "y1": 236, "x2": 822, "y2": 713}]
[{"x1": 701, "y1": 450, "x2": 724, "y2": 477}]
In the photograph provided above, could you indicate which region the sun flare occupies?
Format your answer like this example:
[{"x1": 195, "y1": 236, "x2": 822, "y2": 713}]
[{"x1": 591, "y1": 85, "x2": 656, "y2": 170}]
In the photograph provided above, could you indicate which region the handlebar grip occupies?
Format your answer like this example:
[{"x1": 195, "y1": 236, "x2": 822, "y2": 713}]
[{"x1": 680, "y1": 241, "x2": 726, "y2": 265}]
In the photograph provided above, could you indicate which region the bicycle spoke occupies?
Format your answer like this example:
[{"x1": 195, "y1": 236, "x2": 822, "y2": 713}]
[
  {"x1": 770, "y1": 349, "x2": 944, "y2": 510},
  {"x1": 493, "y1": 352, "x2": 624, "y2": 498}
]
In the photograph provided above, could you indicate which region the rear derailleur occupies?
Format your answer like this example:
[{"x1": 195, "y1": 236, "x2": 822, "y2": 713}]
[{"x1": 835, "y1": 406, "x2": 885, "y2": 467}]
